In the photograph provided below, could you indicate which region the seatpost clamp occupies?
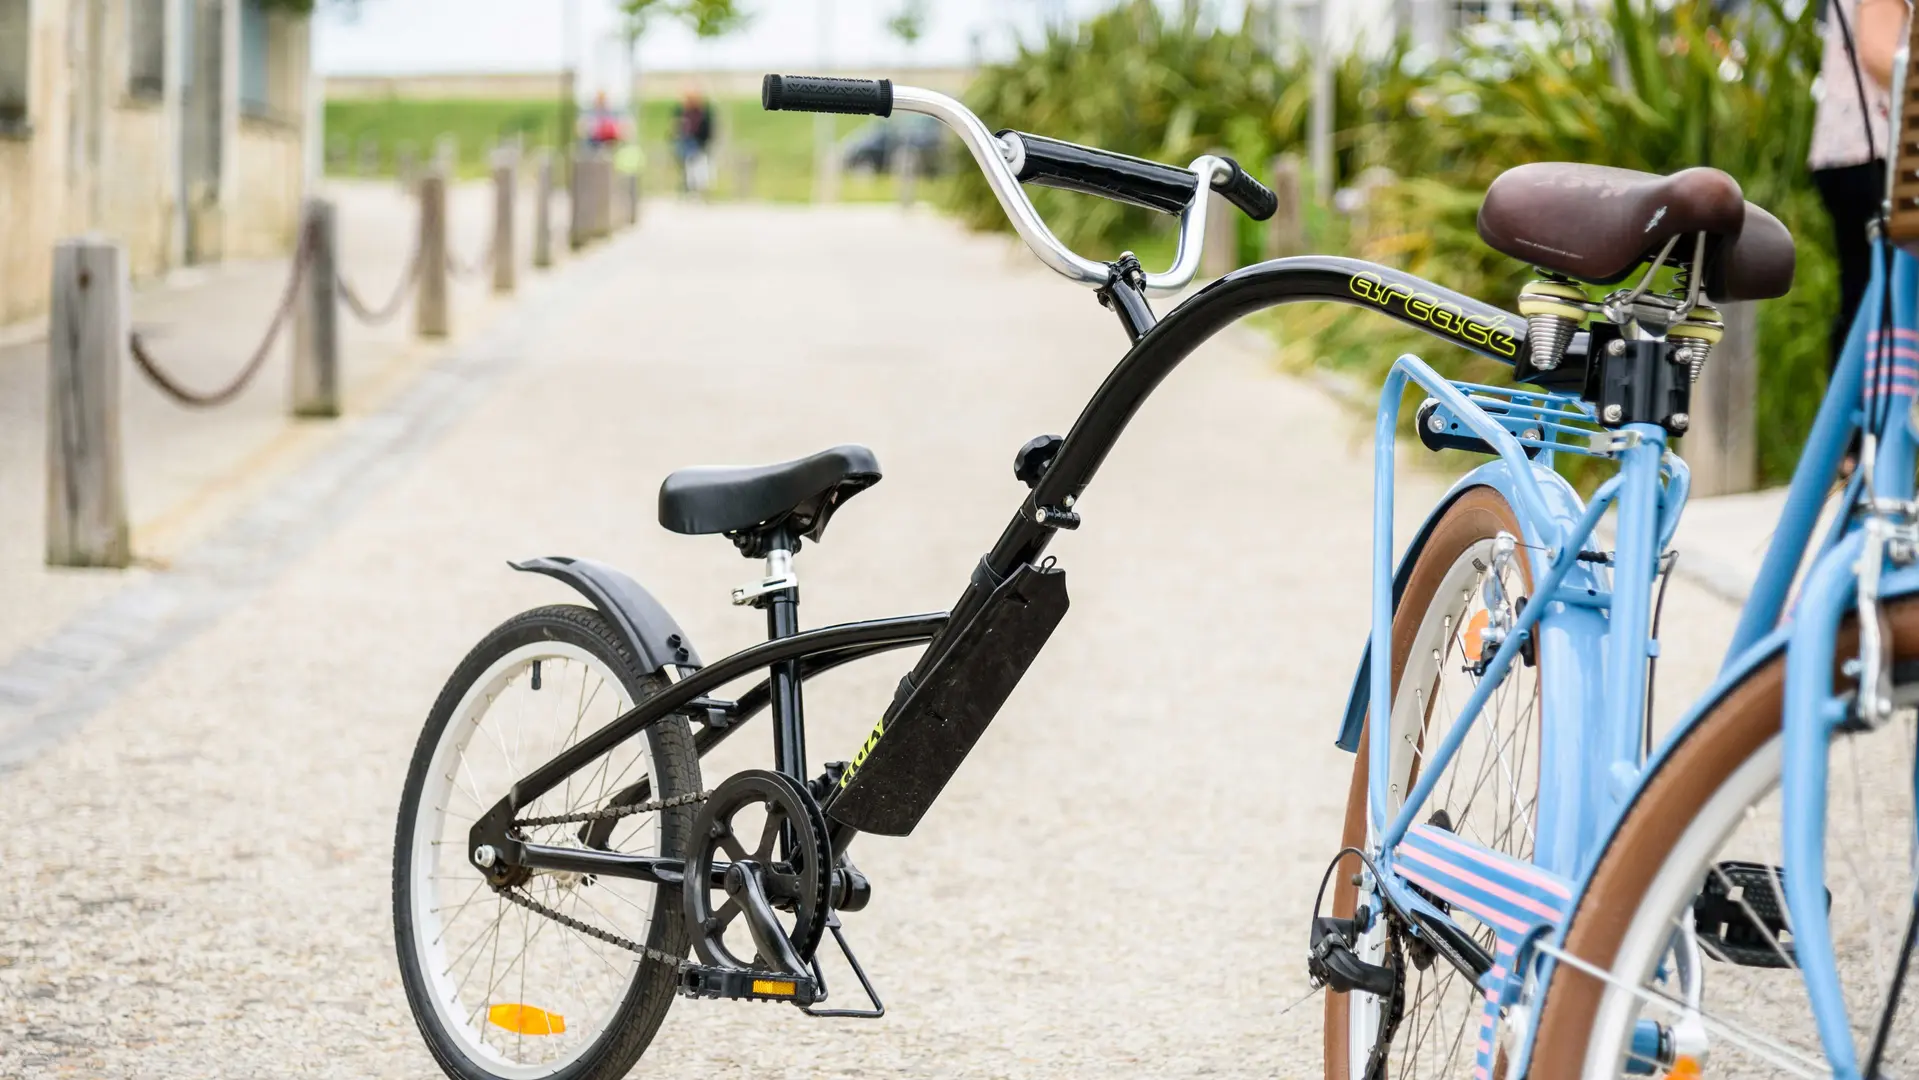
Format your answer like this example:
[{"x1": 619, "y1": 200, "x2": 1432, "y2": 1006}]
[{"x1": 732, "y1": 549, "x2": 799, "y2": 607}]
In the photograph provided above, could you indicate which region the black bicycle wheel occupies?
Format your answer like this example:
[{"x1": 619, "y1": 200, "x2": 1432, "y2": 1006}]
[{"x1": 393, "y1": 605, "x2": 701, "y2": 1080}]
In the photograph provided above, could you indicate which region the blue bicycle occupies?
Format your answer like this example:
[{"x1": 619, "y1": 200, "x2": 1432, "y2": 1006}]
[{"x1": 1314, "y1": 119, "x2": 1919, "y2": 1080}]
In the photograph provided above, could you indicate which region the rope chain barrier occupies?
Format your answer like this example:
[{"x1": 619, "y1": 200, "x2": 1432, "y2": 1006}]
[
  {"x1": 130, "y1": 189, "x2": 509, "y2": 405},
  {"x1": 337, "y1": 244, "x2": 422, "y2": 326},
  {"x1": 127, "y1": 217, "x2": 318, "y2": 409}
]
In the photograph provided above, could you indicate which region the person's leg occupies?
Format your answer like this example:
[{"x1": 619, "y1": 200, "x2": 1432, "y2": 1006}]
[{"x1": 1814, "y1": 160, "x2": 1882, "y2": 372}]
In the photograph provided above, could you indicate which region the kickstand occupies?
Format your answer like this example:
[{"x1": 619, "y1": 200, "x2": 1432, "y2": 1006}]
[{"x1": 801, "y1": 912, "x2": 885, "y2": 1018}]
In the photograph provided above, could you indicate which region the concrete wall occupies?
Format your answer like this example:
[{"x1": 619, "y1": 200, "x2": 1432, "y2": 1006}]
[
  {"x1": 1, "y1": 1, "x2": 80, "y2": 325},
  {"x1": 0, "y1": 0, "x2": 309, "y2": 327},
  {"x1": 230, "y1": 116, "x2": 303, "y2": 256}
]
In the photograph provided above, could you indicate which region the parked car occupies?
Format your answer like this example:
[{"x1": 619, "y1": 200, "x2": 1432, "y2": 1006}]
[{"x1": 841, "y1": 114, "x2": 947, "y2": 174}]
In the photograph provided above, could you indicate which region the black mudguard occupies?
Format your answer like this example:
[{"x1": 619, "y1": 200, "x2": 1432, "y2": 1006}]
[{"x1": 509, "y1": 556, "x2": 701, "y2": 674}]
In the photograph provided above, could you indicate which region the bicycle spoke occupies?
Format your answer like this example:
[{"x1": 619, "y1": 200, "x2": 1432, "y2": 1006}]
[{"x1": 1536, "y1": 940, "x2": 1830, "y2": 1077}]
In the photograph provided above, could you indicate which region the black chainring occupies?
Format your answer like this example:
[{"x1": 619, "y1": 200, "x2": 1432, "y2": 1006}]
[{"x1": 684, "y1": 769, "x2": 832, "y2": 970}]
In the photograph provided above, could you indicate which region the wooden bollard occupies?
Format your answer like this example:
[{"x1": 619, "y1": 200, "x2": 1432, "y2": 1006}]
[
  {"x1": 46, "y1": 238, "x2": 131, "y2": 568},
  {"x1": 569, "y1": 151, "x2": 589, "y2": 250},
  {"x1": 593, "y1": 153, "x2": 614, "y2": 239},
  {"x1": 491, "y1": 147, "x2": 517, "y2": 293},
  {"x1": 735, "y1": 151, "x2": 758, "y2": 199},
  {"x1": 396, "y1": 142, "x2": 417, "y2": 187},
  {"x1": 1264, "y1": 154, "x2": 1304, "y2": 260},
  {"x1": 292, "y1": 198, "x2": 340, "y2": 417},
  {"x1": 1684, "y1": 302, "x2": 1759, "y2": 496},
  {"x1": 624, "y1": 171, "x2": 640, "y2": 226},
  {"x1": 533, "y1": 150, "x2": 555, "y2": 268},
  {"x1": 897, "y1": 145, "x2": 919, "y2": 208},
  {"x1": 416, "y1": 170, "x2": 449, "y2": 338}
]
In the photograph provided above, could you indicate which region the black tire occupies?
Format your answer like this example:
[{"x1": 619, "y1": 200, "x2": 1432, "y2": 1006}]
[{"x1": 393, "y1": 605, "x2": 701, "y2": 1080}]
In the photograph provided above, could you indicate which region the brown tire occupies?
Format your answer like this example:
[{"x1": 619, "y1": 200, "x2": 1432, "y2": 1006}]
[
  {"x1": 1525, "y1": 596, "x2": 1919, "y2": 1076},
  {"x1": 1324, "y1": 487, "x2": 1540, "y2": 1079}
]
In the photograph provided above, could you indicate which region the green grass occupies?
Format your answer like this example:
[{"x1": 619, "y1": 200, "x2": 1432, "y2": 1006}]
[{"x1": 323, "y1": 96, "x2": 950, "y2": 204}]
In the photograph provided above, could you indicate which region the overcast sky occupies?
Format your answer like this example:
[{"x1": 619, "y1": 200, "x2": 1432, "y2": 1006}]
[
  {"x1": 316, "y1": 1, "x2": 1268, "y2": 94},
  {"x1": 322, "y1": 1, "x2": 1100, "y2": 77}
]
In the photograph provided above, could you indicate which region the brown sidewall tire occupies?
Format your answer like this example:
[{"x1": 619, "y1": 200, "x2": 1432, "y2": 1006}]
[
  {"x1": 1525, "y1": 597, "x2": 1919, "y2": 1076},
  {"x1": 1324, "y1": 487, "x2": 1533, "y2": 1078}
]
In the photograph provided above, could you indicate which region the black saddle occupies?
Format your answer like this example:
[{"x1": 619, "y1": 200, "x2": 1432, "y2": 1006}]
[
  {"x1": 1477, "y1": 162, "x2": 1794, "y2": 300},
  {"x1": 658, "y1": 444, "x2": 881, "y2": 547}
]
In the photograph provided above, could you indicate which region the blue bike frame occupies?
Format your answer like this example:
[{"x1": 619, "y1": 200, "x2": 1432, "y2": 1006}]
[{"x1": 1355, "y1": 240, "x2": 1919, "y2": 1078}]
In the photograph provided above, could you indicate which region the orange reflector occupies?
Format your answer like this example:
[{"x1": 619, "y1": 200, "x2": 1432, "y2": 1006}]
[
  {"x1": 488, "y1": 1003, "x2": 566, "y2": 1035},
  {"x1": 1461, "y1": 609, "x2": 1492, "y2": 663},
  {"x1": 751, "y1": 979, "x2": 797, "y2": 997},
  {"x1": 1663, "y1": 1057, "x2": 1702, "y2": 1079}
]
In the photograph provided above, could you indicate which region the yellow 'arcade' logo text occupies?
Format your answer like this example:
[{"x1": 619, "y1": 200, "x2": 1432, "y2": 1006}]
[{"x1": 1349, "y1": 272, "x2": 1521, "y2": 359}]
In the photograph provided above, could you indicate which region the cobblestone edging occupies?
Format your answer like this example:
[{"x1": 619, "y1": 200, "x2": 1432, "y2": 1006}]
[{"x1": 0, "y1": 234, "x2": 634, "y2": 770}]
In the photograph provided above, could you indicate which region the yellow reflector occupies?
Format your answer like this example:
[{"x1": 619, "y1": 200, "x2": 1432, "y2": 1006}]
[
  {"x1": 1663, "y1": 1057, "x2": 1702, "y2": 1080},
  {"x1": 488, "y1": 1003, "x2": 566, "y2": 1035},
  {"x1": 751, "y1": 979, "x2": 797, "y2": 997},
  {"x1": 1461, "y1": 609, "x2": 1492, "y2": 663}
]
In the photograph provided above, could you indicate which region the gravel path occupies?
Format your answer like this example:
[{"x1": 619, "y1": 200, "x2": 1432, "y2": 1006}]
[{"x1": 0, "y1": 202, "x2": 1741, "y2": 1078}]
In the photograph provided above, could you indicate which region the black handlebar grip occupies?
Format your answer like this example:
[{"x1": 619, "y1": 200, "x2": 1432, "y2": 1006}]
[
  {"x1": 998, "y1": 130, "x2": 1198, "y2": 216},
  {"x1": 1211, "y1": 157, "x2": 1279, "y2": 222},
  {"x1": 761, "y1": 74, "x2": 893, "y2": 117}
]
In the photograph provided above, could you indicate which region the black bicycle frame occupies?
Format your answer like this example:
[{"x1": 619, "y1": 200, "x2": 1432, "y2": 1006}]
[
  {"x1": 860, "y1": 255, "x2": 1527, "y2": 730},
  {"x1": 469, "y1": 613, "x2": 946, "y2": 877},
  {"x1": 483, "y1": 254, "x2": 1527, "y2": 872}
]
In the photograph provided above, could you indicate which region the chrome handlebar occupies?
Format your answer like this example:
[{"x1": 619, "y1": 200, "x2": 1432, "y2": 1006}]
[{"x1": 890, "y1": 85, "x2": 1232, "y2": 298}]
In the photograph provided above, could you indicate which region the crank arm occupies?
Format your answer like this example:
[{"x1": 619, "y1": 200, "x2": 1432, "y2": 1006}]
[{"x1": 727, "y1": 860, "x2": 809, "y2": 976}]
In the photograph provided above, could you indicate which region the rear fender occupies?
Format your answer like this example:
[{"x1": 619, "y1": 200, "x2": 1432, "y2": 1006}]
[
  {"x1": 509, "y1": 556, "x2": 701, "y2": 675},
  {"x1": 1334, "y1": 459, "x2": 1601, "y2": 752}
]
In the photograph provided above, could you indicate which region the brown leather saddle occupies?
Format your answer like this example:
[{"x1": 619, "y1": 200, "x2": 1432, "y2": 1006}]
[{"x1": 1477, "y1": 162, "x2": 1795, "y2": 301}]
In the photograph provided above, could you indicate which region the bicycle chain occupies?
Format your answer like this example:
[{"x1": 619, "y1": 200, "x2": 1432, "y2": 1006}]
[
  {"x1": 509, "y1": 788, "x2": 711, "y2": 829},
  {"x1": 494, "y1": 880, "x2": 688, "y2": 969},
  {"x1": 492, "y1": 788, "x2": 715, "y2": 968}
]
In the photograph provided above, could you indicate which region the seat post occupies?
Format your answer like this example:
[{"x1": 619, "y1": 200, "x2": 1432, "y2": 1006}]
[{"x1": 762, "y1": 530, "x2": 807, "y2": 782}]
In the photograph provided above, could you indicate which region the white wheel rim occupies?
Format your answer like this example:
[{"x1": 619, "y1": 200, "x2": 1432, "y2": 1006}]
[
  {"x1": 1580, "y1": 711, "x2": 1919, "y2": 1078},
  {"x1": 1586, "y1": 737, "x2": 1785, "y2": 1076},
  {"x1": 1350, "y1": 535, "x2": 1543, "y2": 1077},
  {"x1": 406, "y1": 640, "x2": 665, "y2": 1079}
]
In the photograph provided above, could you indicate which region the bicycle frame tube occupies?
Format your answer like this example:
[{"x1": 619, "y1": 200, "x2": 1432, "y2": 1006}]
[
  {"x1": 1724, "y1": 247, "x2": 1883, "y2": 664},
  {"x1": 1778, "y1": 242, "x2": 1919, "y2": 1076},
  {"x1": 1365, "y1": 356, "x2": 1662, "y2": 873},
  {"x1": 479, "y1": 613, "x2": 947, "y2": 815},
  {"x1": 968, "y1": 257, "x2": 1526, "y2": 603}
]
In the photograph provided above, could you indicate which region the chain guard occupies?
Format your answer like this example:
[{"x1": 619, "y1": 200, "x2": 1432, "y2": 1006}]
[{"x1": 685, "y1": 769, "x2": 833, "y2": 974}]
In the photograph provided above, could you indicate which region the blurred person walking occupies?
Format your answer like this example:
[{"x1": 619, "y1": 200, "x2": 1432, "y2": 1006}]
[
  {"x1": 672, "y1": 91, "x2": 716, "y2": 195},
  {"x1": 583, "y1": 90, "x2": 625, "y2": 150},
  {"x1": 1810, "y1": 0, "x2": 1909, "y2": 370}
]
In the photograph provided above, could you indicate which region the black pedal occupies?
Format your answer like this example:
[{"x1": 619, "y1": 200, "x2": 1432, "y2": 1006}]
[
  {"x1": 679, "y1": 964, "x2": 821, "y2": 1006},
  {"x1": 1693, "y1": 861, "x2": 1825, "y2": 968},
  {"x1": 1308, "y1": 914, "x2": 1396, "y2": 996}
]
